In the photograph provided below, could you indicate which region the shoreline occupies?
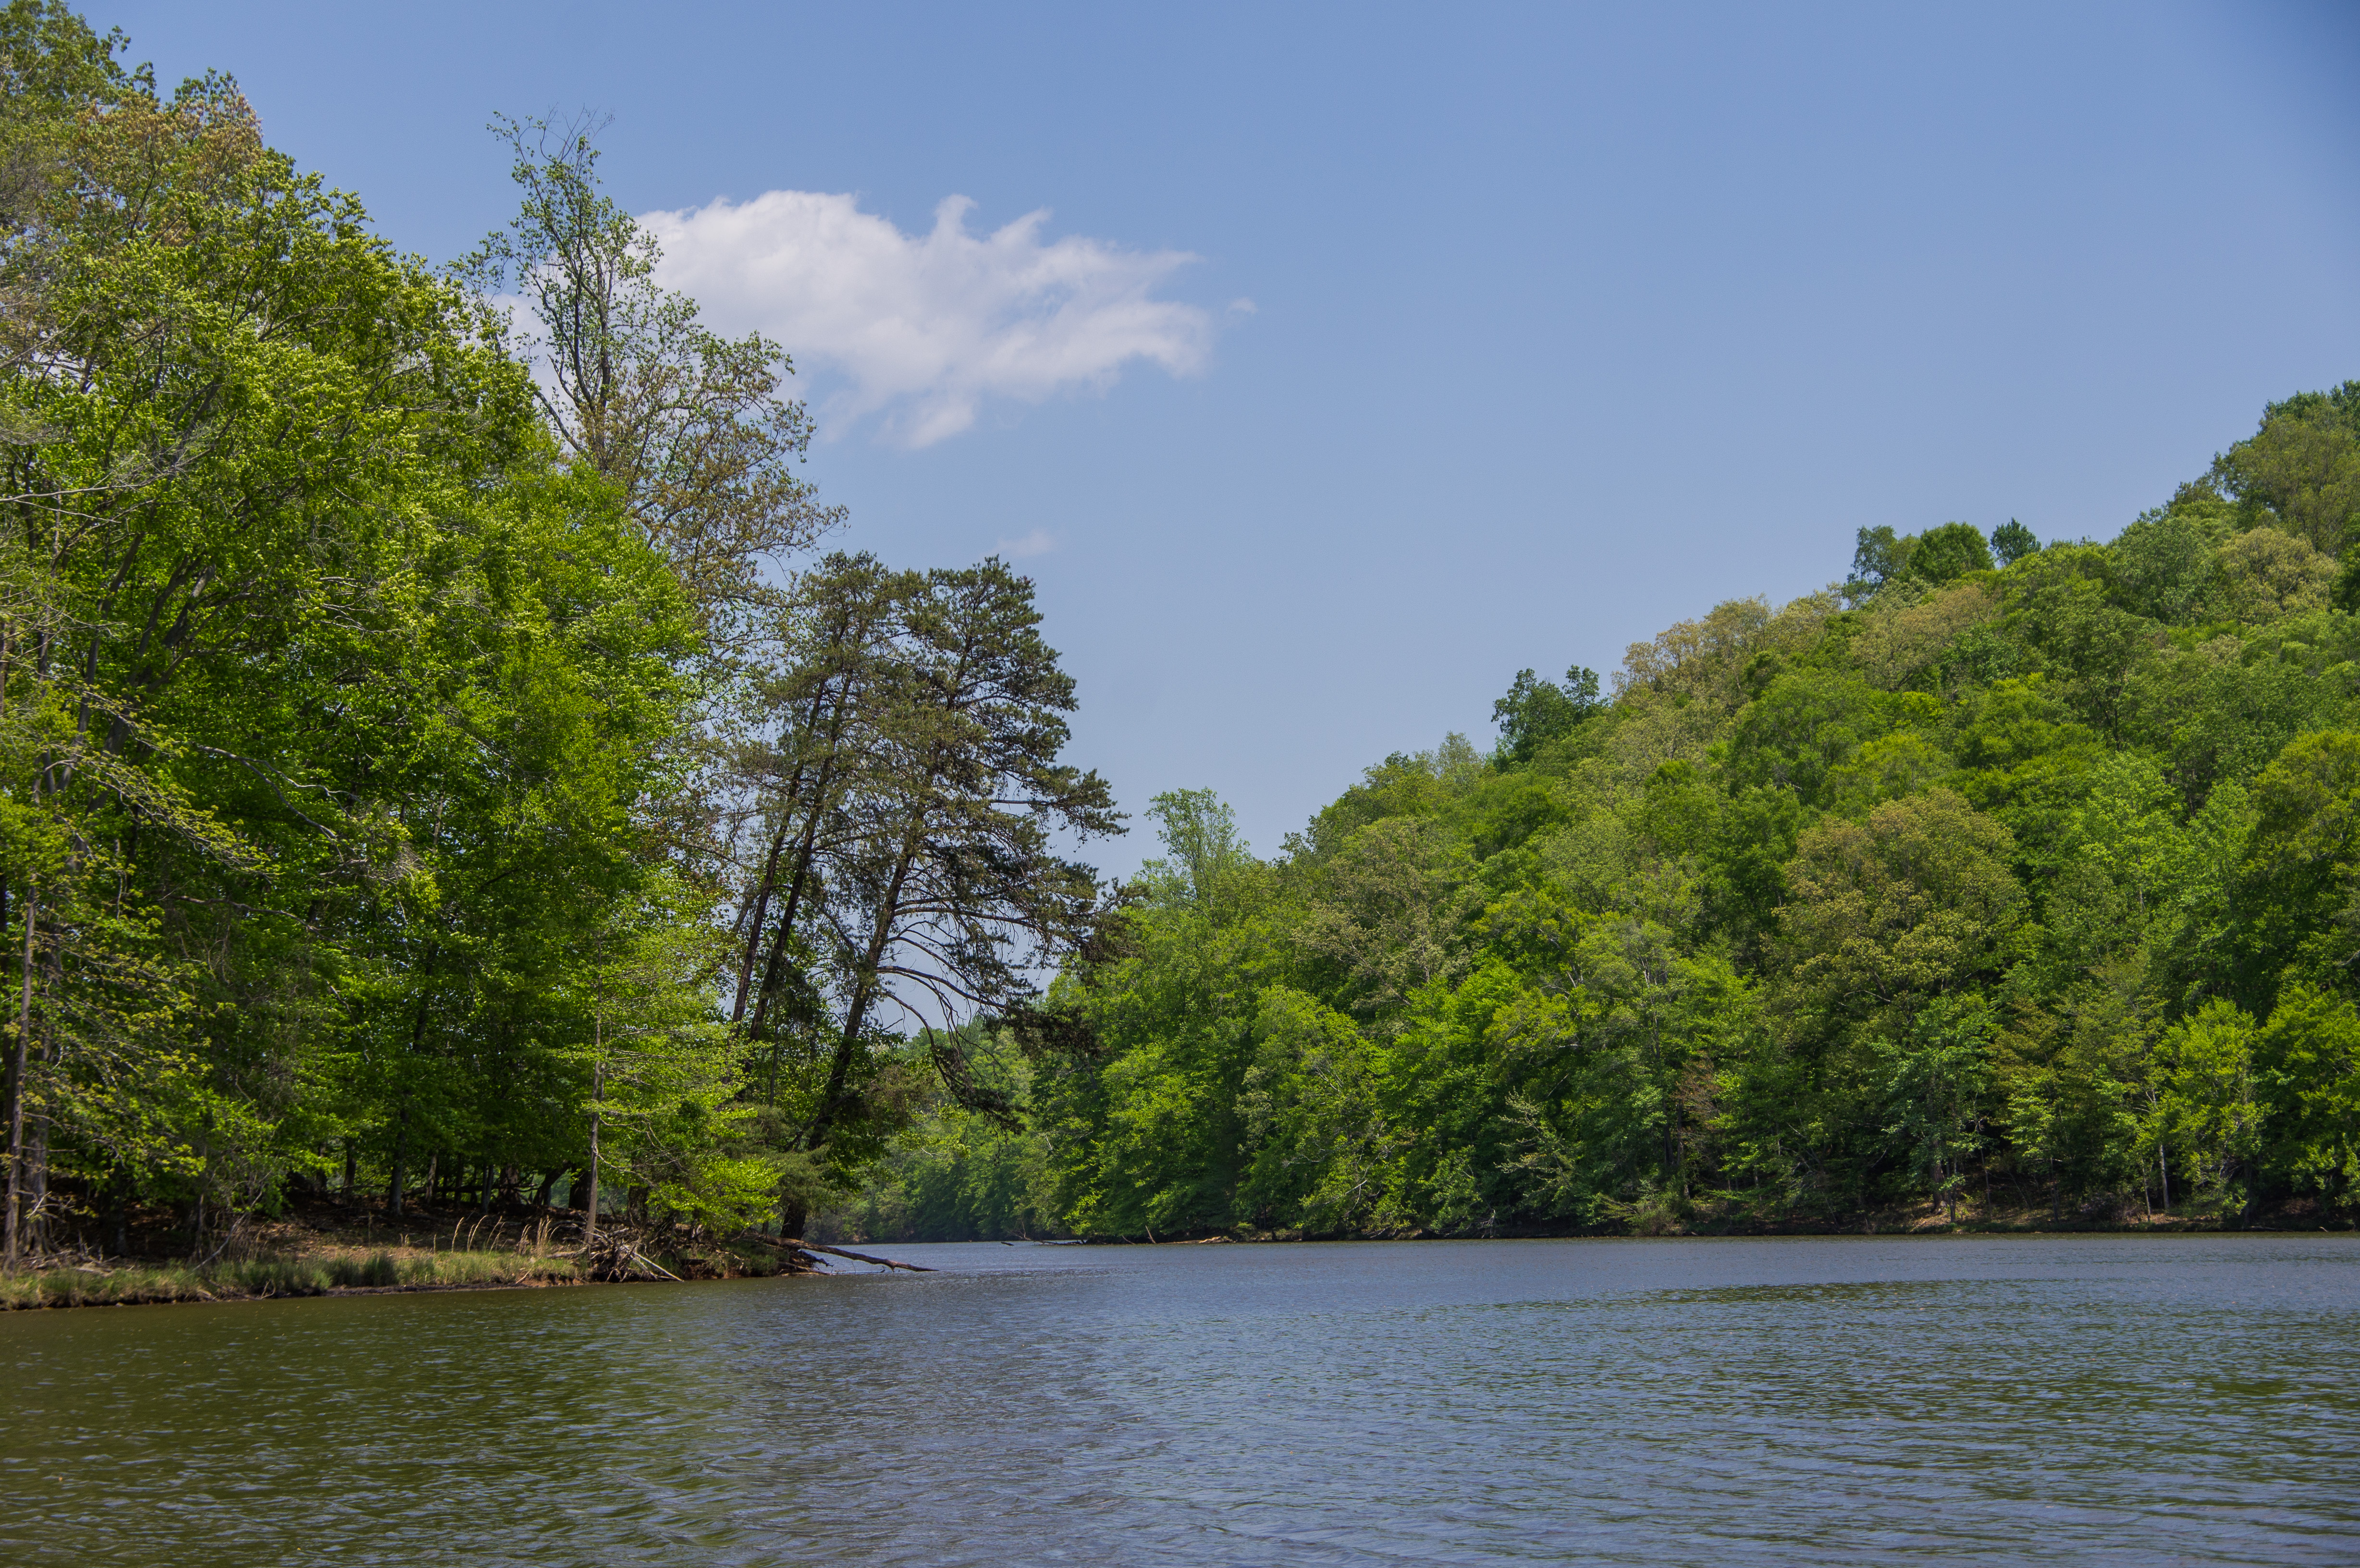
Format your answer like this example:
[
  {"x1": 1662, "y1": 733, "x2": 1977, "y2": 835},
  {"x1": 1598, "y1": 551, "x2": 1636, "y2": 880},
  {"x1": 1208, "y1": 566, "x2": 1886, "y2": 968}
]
[
  {"x1": 12, "y1": 1202, "x2": 2350, "y2": 1314},
  {"x1": 0, "y1": 1197, "x2": 834, "y2": 1313},
  {"x1": 909, "y1": 1197, "x2": 2360, "y2": 1248},
  {"x1": 11, "y1": 1230, "x2": 2352, "y2": 1315},
  {"x1": 0, "y1": 1252, "x2": 921, "y2": 1314},
  {"x1": 1074, "y1": 1222, "x2": 2360, "y2": 1245},
  {"x1": 0, "y1": 1245, "x2": 781, "y2": 1313},
  {"x1": 0, "y1": 1200, "x2": 949, "y2": 1313}
]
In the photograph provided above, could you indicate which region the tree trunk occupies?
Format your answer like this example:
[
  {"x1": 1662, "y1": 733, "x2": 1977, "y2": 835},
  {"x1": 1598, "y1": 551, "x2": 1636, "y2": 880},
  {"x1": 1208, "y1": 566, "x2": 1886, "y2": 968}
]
[
  {"x1": 388, "y1": 1108, "x2": 409, "y2": 1218},
  {"x1": 189, "y1": 1123, "x2": 209, "y2": 1257},
  {"x1": 732, "y1": 821, "x2": 791, "y2": 1022},
  {"x1": 4, "y1": 878, "x2": 35, "y2": 1269},
  {"x1": 804, "y1": 824, "x2": 927, "y2": 1153},
  {"x1": 748, "y1": 661, "x2": 872, "y2": 1050},
  {"x1": 583, "y1": 1060, "x2": 602, "y2": 1248},
  {"x1": 25, "y1": 1113, "x2": 46, "y2": 1255},
  {"x1": 747, "y1": 758, "x2": 838, "y2": 1046}
]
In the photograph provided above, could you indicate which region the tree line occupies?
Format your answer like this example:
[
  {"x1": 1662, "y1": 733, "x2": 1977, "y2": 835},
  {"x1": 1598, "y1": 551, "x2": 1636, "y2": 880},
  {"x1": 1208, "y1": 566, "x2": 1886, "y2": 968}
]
[
  {"x1": 0, "y1": 3, "x2": 1120, "y2": 1264},
  {"x1": 847, "y1": 384, "x2": 2360, "y2": 1241}
]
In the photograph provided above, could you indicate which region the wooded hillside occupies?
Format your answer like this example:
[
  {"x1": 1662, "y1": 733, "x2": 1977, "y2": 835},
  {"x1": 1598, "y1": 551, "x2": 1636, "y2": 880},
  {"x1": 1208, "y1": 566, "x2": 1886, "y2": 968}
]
[{"x1": 845, "y1": 385, "x2": 2360, "y2": 1240}]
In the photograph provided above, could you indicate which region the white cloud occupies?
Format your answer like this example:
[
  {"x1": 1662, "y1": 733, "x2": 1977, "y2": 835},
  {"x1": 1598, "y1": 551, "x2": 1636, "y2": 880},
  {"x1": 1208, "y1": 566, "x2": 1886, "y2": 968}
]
[
  {"x1": 642, "y1": 192, "x2": 1213, "y2": 447},
  {"x1": 994, "y1": 527, "x2": 1056, "y2": 559}
]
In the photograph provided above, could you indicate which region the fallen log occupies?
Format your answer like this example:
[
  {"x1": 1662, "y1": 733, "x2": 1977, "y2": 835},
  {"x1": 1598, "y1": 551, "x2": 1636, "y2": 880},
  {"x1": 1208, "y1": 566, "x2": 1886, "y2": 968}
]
[{"x1": 784, "y1": 1238, "x2": 936, "y2": 1273}]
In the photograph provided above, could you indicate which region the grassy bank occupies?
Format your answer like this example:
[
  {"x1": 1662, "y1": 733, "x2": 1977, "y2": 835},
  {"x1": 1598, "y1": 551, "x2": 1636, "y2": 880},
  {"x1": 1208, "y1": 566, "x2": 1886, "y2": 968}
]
[
  {"x1": 0, "y1": 1246, "x2": 587, "y2": 1310},
  {"x1": 1, "y1": 1198, "x2": 819, "y2": 1311}
]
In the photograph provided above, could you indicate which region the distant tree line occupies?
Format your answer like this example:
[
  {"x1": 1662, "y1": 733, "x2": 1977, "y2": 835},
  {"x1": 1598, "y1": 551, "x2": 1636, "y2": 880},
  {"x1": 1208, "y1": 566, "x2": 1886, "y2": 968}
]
[{"x1": 847, "y1": 384, "x2": 2360, "y2": 1241}]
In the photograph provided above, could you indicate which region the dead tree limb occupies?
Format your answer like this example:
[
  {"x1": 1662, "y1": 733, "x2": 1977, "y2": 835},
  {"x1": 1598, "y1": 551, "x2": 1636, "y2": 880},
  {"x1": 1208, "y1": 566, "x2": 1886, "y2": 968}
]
[{"x1": 784, "y1": 1238, "x2": 936, "y2": 1272}]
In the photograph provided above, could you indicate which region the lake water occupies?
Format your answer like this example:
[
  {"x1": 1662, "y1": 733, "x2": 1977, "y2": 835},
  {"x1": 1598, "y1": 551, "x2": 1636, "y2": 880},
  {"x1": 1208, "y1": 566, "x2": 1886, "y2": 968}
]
[{"x1": 2, "y1": 1236, "x2": 2357, "y2": 1565}]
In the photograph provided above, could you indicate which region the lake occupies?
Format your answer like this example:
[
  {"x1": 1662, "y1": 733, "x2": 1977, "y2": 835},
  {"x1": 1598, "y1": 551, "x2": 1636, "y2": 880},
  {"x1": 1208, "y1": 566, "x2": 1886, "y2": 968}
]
[{"x1": 2, "y1": 1235, "x2": 2356, "y2": 1565}]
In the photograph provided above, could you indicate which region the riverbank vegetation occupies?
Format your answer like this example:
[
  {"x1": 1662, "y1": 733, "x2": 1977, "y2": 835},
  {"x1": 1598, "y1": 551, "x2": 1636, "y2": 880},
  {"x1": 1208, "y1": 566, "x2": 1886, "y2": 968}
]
[
  {"x1": 840, "y1": 386, "x2": 2360, "y2": 1243},
  {"x1": 0, "y1": 3, "x2": 1119, "y2": 1279},
  {"x1": 6, "y1": 4, "x2": 2354, "y2": 1284},
  {"x1": 0, "y1": 1195, "x2": 845, "y2": 1309},
  {"x1": 1, "y1": 1236, "x2": 585, "y2": 1310}
]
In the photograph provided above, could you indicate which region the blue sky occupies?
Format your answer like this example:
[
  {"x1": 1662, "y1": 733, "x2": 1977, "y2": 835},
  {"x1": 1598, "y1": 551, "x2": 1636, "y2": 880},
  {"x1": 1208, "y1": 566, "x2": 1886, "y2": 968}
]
[{"x1": 97, "y1": 1, "x2": 2360, "y2": 864}]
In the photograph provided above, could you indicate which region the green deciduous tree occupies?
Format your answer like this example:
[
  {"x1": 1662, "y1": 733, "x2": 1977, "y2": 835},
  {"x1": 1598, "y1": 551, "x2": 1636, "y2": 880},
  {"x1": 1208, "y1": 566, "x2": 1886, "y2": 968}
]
[
  {"x1": 464, "y1": 113, "x2": 841, "y2": 649},
  {"x1": 1776, "y1": 788, "x2": 2021, "y2": 1026},
  {"x1": 2210, "y1": 383, "x2": 2360, "y2": 556},
  {"x1": 1492, "y1": 665, "x2": 1601, "y2": 766},
  {"x1": 1991, "y1": 519, "x2": 2040, "y2": 567},
  {"x1": 2148, "y1": 999, "x2": 2262, "y2": 1207},
  {"x1": 1875, "y1": 995, "x2": 1994, "y2": 1222},
  {"x1": 2252, "y1": 984, "x2": 2360, "y2": 1203}
]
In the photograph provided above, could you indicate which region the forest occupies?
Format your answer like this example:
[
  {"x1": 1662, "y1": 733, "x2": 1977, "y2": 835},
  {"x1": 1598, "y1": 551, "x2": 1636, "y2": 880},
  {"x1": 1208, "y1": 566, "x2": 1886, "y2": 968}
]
[
  {"x1": 6, "y1": 2, "x2": 2358, "y2": 1275},
  {"x1": 842, "y1": 394, "x2": 2360, "y2": 1242},
  {"x1": 0, "y1": 2, "x2": 1122, "y2": 1271}
]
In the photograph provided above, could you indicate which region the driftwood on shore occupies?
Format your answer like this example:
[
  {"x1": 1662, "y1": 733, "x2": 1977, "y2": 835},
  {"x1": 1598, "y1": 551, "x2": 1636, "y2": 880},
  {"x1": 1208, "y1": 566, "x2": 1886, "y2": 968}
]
[
  {"x1": 562, "y1": 1222, "x2": 946, "y2": 1282},
  {"x1": 560, "y1": 1226, "x2": 944, "y2": 1283},
  {"x1": 571, "y1": 1233, "x2": 683, "y2": 1282}
]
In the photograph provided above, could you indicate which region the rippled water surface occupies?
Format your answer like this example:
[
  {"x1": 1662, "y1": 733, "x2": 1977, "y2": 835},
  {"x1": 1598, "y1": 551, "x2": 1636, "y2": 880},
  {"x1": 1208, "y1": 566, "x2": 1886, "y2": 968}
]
[{"x1": 4, "y1": 1236, "x2": 2358, "y2": 1565}]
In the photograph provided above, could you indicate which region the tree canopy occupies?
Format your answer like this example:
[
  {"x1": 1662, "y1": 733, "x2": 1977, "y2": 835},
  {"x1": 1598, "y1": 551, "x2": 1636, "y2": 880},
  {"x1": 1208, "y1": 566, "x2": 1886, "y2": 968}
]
[
  {"x1": 853, "y1": 384, "x2": 2360, "y2": 1241},
  {"x1": 0, "y1": 3, "x2": 1119, "y2": 1262}
]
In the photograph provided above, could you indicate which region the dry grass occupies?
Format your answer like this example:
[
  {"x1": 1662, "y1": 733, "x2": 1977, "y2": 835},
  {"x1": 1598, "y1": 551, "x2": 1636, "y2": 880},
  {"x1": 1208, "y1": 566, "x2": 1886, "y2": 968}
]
[
  {"x1": 1, "y1": 1203, "x2": 818, "y2": 1311},
  {"x1": 0, "y1": 1245, "x2": 586, "y2": 1310}
]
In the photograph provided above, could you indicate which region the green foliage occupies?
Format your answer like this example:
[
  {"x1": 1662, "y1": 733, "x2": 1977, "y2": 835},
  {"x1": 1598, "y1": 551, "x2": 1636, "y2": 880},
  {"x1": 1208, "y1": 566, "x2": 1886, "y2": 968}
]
[
  {"x1": 1909, "y1": 522, "x2": 1995, "y2": 585},
  {"x1": 2209, "y1": 382, "x2": 2360, "y2": 555},
  {"x1": 2148, "y1": 1000, "x2": 2262, "y2": 1202},
  {"x1": 1492, "y1": 665, "x2": 1602, "y2": 766},
  {"x1": 1849, "y1": 526, "x2": 1911, "y2": 594},
  {"x1": 1875, "y1": 996, "x2": 1994, "y2": 1216},
  {"x1": 52, "y1": 16, "x2": 2335, "y2": 1250},
  {"x1": 826, "y1": 1038, "x2": 1058, "y2": 1242},
  {"x1": 0, "y1": 15, "x2": 1118, "y2": 1264},
  {"x1": 2253, "y1": 985, "x2": 2360, "y2": 1200},
  {"x1": 1990, "y1": 520, "x2": 2040, "y2": 567},
  {"x1": 946, "y1": 382, "x2": 2360, "y2": 1239},
  {"x1": 1848, "y1": 521, "x2": 1993, "y2": 595}
]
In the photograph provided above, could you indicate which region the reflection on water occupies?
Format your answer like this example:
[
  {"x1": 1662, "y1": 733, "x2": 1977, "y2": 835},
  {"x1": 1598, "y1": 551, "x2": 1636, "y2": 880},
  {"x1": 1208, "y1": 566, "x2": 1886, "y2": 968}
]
[{"x1": 3, "y1": 1236, "x2": 2357, "y2": 1565}]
